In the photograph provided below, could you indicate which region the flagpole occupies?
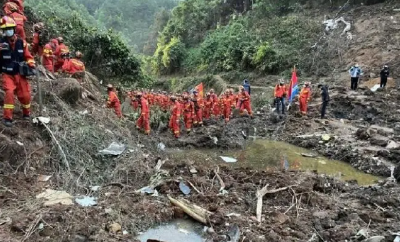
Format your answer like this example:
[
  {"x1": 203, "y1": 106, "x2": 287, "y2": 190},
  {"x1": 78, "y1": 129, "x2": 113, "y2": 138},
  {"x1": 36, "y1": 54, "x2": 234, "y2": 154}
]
[{"x1": 287, "y1": 65, "x2": 296, "y2": 111}]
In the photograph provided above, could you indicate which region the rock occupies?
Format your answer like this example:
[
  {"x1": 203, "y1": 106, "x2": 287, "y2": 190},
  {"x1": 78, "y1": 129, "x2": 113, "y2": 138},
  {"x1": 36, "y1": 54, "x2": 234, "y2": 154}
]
[
  {"x1": 272, "y1": 212, "x2": 289, "y2": 225},
  {"x1": 370, "y1": 137, "x2": 388, "y2": 147},
  {"x1": 107, "y1": 223, "x2": 122, "y2": 233},
  {"x1": 393, "y1": 164, "x2": 400, "y2": 182},
  {"x1": 73, "y1": 234, "x2": 88, "y2": 242},
  {"x1": 387, "y1": 141, "x2": 400, "y2": 149},
  {"x1": 312, "y1": 211, "x2": 329, "y2": 219},
  {"x1": 54, "y1": 78, "x2": 83, "y2": 105},
  {"x1": 365, "y1": 236, "x2": 385, "y2": 242},
  {"x1": 356, "y1": 128, "x2": 370, "y2": 140}
]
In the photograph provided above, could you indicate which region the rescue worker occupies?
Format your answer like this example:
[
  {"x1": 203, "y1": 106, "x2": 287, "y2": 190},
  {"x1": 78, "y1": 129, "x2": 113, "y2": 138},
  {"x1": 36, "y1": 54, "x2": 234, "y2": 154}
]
[
  {"x1": 317, "y1": 84, "x2": 329, "y2": 119},
  {"x1": 228, "y1": 88, "x2": 237, "y2": 110},
  {"x1": 210, "y1": 89, "x2": 220, "y2": 118},
  {"x1": 41, "y1": 39, "x2": 54, "y2": 72},
  {"x1": 299, "y1": 82, "x2": 311, "y2": 115},
  {"x1": 135, "y1": 92, "x2": 150, "y2": 135},
  {"x1": 243, "y1": 79, "x2": 251, "y2": 95},
  {"x1": 54, "y1": 37, "x2": 69, "y2": 72},
  {"x1": 161, "y1": 91, "x2": 169, "y2": 111},
  {"x1": 62, "y1": 51, "x2": 85, "y2": 75},
  {"x1": 192, "y1": 90, "x2": 204, "y2": 126},
  {"x1": 222, "y1": 91, "x2": 232, "y2": 123},
  {"x1": 106, "y1": 84, "x2": 122, "y2": 118},
  {"x1": 31, "y1": 22, "x2": 45, "y2": 56},
  {"x1": 203, "y1": 93, "x2": 213, "y2": 119},
  {"x1": 349, "y1": 64, "x2": 362, "y2": 90},
  {"x1": 169, "y1": 95, "x2": 181, "y2": 138},
  {"x1": 237, "y1": 86, "x2": 253, "y2": 117},
  {"x1": 6, "y1": 2, "x2": 26, "y2": 40},
  {"x1": 274, "y1": 80, "x2": 287, "y2": 114},
  {"x1": 380, "y1": 65, "x2": 390, "y2": 88},
  {"x1": 182, "y1": 94, "x2": 195, "y2": 133},
  {"x1": 0, "y1": 16, "x2": 35, "y2": 126},
  {"x1": 130, "y1": 91, "x2": 139, "y2": 110},
  {"x1": 4, "y1": 0, "x2": 23, "y2": 14}
]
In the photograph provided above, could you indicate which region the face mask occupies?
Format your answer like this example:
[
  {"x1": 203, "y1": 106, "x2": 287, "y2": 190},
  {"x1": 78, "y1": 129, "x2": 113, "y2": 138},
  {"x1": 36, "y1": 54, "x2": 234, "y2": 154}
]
[{"x1": 4, "y1": 29, "x2": 14, "y2": 37}]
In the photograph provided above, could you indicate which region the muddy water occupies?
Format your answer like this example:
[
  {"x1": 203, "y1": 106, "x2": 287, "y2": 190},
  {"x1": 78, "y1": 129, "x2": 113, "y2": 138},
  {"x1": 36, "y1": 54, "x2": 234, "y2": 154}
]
[
  {"x1": 137, "y1": 219, "x2": 204, "y2": 242},
  {"x1": 167, "y1": 140, "x2": 381, "y2": 185}
]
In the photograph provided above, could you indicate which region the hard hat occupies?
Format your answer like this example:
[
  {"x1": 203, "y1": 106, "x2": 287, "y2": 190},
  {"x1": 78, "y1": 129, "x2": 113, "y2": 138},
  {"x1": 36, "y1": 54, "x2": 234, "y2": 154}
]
[
  {"x1": 5, "y1": 2, "x2": 18, "y2": 12},
  {"x1": 0, "y1": 16, "x2": 16, "y2": 29},
  {"x1": 305, "y1": 82, "x2": 311, "y2": 86},
  {"x1": 355, "y1": 63, "x2": 359, "y2": 68},
  {"x1": 384, "y1": 65, "x2": 388, "y2": 68},
  {"x1": 136, "y1": 92, "x2": 143, "y2": 97},
  {"x1": 170, "y1": 95, "x2": 177, "y2": 100},
  {"x1": 75, "y1": 51, "x2": 83, "y2": 58},
  {"x1": 107, "y1": 84, "x2": 113, "y2": 89},
  {"x1": 206, "y1": 92, "x2": 210, "y2": 96},
  {"x1": 239, "y1": 86, "x2": 244, "y2": 90},
  {"x1": 279, "y1": 80, "x2": 285, "y2": 84},
  {"x1": 210, "y1": 89, "x2": 214, "y2": 93},
  {"x1": 57, "y1": 37, "x2": 64, "y2": 43}
]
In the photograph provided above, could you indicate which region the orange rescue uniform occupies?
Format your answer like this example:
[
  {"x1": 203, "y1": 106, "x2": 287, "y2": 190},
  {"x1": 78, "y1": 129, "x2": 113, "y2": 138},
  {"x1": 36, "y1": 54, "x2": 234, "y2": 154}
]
[
  {"x1": 107, "y1": 91, "x2": 122, "y2": 118},
  {"x1": 54, "y1": 43, "x2": 69, "y2": 72},
  {"x1": 136, "y1": 96, "x2": 150, "y2": 134},
  {"x1": 237, "y1": 91, "x2": 253, "y2": 116},
  {"x1": 299, "y1": 86, "x2": 311, "y2": 114},
  {"x1": 193, "y1": 95, "x2": 204, "y2": 125},
  {"x1": 1, "y1": 37, "x2": 35, "y2": 121},
  {"x1": 42, "y1": 43, "x2": 54, "y2": 72},
  {"x1": 203, "y1": 97, "x2": 213, "y2": 119},
  {"x1": 169, "y1": 100, "x2": 181, "y2": 138},
  {"x1": 62, "y1": 58, "x2": 85, "y2": 74},
  {"x1": 183, "y1": 99, "x2": 195, "y2": 132},
  {"x1": 222, "y1": 95, "x2": 232, "y2": 123},
  {"x1": 9, "y1": 12, "x2": 26, "y2": 40}
]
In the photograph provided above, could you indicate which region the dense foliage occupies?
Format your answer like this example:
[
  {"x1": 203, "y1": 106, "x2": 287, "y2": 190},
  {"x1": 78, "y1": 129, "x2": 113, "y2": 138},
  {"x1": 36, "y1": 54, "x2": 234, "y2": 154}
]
[{"x1": 150, "y1": 0, "x2": 342, "y2": 76}]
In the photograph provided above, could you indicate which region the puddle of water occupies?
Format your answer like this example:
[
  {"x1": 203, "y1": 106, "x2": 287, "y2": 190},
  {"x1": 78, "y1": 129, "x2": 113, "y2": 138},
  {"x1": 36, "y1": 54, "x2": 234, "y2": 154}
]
[
  {"x1": 137, "y1": 219, "x2": 204, "y2": 242},
  {"x1": 167, "y1": 140, "x2": 381, "y2": 185}
]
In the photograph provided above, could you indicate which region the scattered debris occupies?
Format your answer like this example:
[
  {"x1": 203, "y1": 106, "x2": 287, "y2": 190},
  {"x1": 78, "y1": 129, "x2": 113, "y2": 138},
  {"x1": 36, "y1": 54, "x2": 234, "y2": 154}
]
[
  {"x1": 0, "y1": 217, "x2": 12, "y2": 226},
  {"x1": 75, "y1": 196, "x2": 97, "y2": 207},
  {"x1": 256, "y1": 185, "x2": 290, "y2": 222},
  {"x1": 220, "y1": 156, "x2": 237, "y2": 163},
  {"x1": 365, "y1": 236, "x2": 385, "y2": 242},
  {"x1": 301, "y1": 153, "x2": 316, "y2": 158},
  {"x1": 137, "y1": 186, "x2": 156, "y2": 195},
  {"x1": 79, "y1": 110, "x2": 89, "y2": 115},
  {"x1": 157, "y1": 142, "x2": 166, "y2": 151},
  {"x1": 179, "y1": 181, "x2": 191, "y2": 195},
  {"x1": 32, "y1": 117, "x2": 51, "y2": 124},
  {"x1": 167, "y1": 195, "x2": 212, "y2": 224},
  {"x1": 90, "y1": 186, "x2": 101, "y2": 191},
  {"x1": 321, "y1": 134, "x2": 331, "y2": 141},
  {"x1": 227, "y1": 225, "x2": 240, "y2": 242},
  {"x1": 98, "y1": 142, "x2": 126, "y2": 156},
  {"x1": 189, "y1": 167, "x2": 198, "y2": 174},
  {"x1": 16, "y1": 141, "x2": 24, "y2": 146},
  {"x1": 36, "y1": 189, "x2": 73, "y2": 206},
  {"x1": 37, "y1": 175, "x2": 52, "y2": 182}
]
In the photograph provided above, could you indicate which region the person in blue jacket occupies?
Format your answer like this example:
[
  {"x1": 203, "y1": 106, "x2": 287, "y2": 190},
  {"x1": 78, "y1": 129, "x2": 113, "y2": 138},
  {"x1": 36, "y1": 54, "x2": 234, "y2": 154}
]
[
  {"x1": 243, "y1": 79, "x2": 251, "y2": 95},
  {"x1": 349, "y1": 64, "x2": 362, "y2": 90}
]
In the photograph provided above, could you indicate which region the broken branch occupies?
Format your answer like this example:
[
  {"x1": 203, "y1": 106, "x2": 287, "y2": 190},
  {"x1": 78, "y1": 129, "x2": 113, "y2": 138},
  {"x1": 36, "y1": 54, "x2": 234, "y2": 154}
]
[
  {"x1": 256, "y1": 185, "x2": 291, "y2": 222},
  {"x1": 214, "y1": 167, "x2": 226, "y2": 192},
  {"x1": 168, "y1": 195, "x2": 211, "y2": 224}
]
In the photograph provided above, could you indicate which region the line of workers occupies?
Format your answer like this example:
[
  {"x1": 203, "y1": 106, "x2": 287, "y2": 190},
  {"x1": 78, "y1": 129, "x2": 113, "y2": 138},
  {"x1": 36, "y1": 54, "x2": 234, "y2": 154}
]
[
  {"x1": 0, "y1": 0, "x2": 86, "y2": 126},
  {"x1": 106, "y1": 84, "x2": 253, "y2": 138}
]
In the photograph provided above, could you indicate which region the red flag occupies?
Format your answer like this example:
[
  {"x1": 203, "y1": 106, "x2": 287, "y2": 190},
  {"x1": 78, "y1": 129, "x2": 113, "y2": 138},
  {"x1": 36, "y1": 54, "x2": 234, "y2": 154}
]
[
  {"x1": 287, "y1": 66, "x2": 299, "y2": 103},
  {"x1": 195, "y1": 83, "x2": 204, "y2": 98}
]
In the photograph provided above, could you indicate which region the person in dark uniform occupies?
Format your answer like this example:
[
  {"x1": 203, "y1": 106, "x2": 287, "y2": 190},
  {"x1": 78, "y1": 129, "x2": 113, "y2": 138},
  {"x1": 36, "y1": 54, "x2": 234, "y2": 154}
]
[
  {"x1": 380, "y1": 65, "x2": 390, "y2": 88},
  {"x1": 317, "y1": 84, "x2": 329, "y2": 119}
]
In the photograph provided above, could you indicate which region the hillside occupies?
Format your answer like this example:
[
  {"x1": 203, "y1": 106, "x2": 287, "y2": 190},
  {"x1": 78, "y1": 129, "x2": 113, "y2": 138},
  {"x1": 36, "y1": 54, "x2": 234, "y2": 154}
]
[{"x1": 2, "y1": 0, "x2": 400, "y2": 242}]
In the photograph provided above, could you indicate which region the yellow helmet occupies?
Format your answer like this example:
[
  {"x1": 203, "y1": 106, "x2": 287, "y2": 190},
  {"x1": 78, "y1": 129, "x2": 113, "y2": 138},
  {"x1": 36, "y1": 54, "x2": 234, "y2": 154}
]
[{"x1": 0, "y1": 16, "x2": 16, "y2": 29}]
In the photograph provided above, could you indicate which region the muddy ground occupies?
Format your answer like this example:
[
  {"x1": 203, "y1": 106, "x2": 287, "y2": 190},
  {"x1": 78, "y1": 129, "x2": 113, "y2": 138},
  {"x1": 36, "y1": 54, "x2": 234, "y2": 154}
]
[{"x1": 0, "y1": 69, "x2": 399, "y2": 242}]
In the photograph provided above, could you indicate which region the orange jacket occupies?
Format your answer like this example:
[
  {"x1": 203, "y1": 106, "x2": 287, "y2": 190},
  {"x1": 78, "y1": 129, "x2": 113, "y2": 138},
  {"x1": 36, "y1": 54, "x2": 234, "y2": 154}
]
[
  {"x1": 9, "y1": 12, "x2": 26, "y2": 26},
  {"x1": 107, "y1": 91, "x2": 120, "y2": 107},
  {"x1": 238, "y1": 91, "x2": 250, "y2": 102},
  {"x1": 274, "y1": 84, "x2": 287, "y2": 98},
  {"x1": 54, "y1": 43, "x2": 69, "y2": 58},
  {"x1": 42, "y1": 43, "x2": 53, "y2": 69},
  {"x1": 183, "y1": 100, "x2": 195, "y2": 115},
  {"x1": 139, "y1": 97, "x2": 149, "y2": 114},
  {"x1": 62, "y1": 58, "x2": 85, "y2": 74},
  {"x1": 222, "y1": 95, "x2": 232, "y2": 108},
  {"x1": 299, "y1": 87, "x2": 311, "y2": 100},
  {"x1": 204, "y1": 97, "x2": 213, "y2": 109},
  {"x1": 171, "y1": 101, "x2": 182, "y2": 118}
]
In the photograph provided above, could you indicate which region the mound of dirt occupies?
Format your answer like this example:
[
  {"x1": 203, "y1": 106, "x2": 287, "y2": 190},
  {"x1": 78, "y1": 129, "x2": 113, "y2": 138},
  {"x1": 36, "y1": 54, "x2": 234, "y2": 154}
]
[{"x1": 52, "y1": 78, "x2": 83, "y2": 105}]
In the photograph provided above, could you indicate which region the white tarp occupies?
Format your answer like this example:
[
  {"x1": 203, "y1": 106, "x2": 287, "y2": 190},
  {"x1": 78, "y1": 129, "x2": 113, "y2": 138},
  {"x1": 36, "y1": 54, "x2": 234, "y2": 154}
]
[{"x1": 98, "y1": 142, "x2": 126, "y2": 156}]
